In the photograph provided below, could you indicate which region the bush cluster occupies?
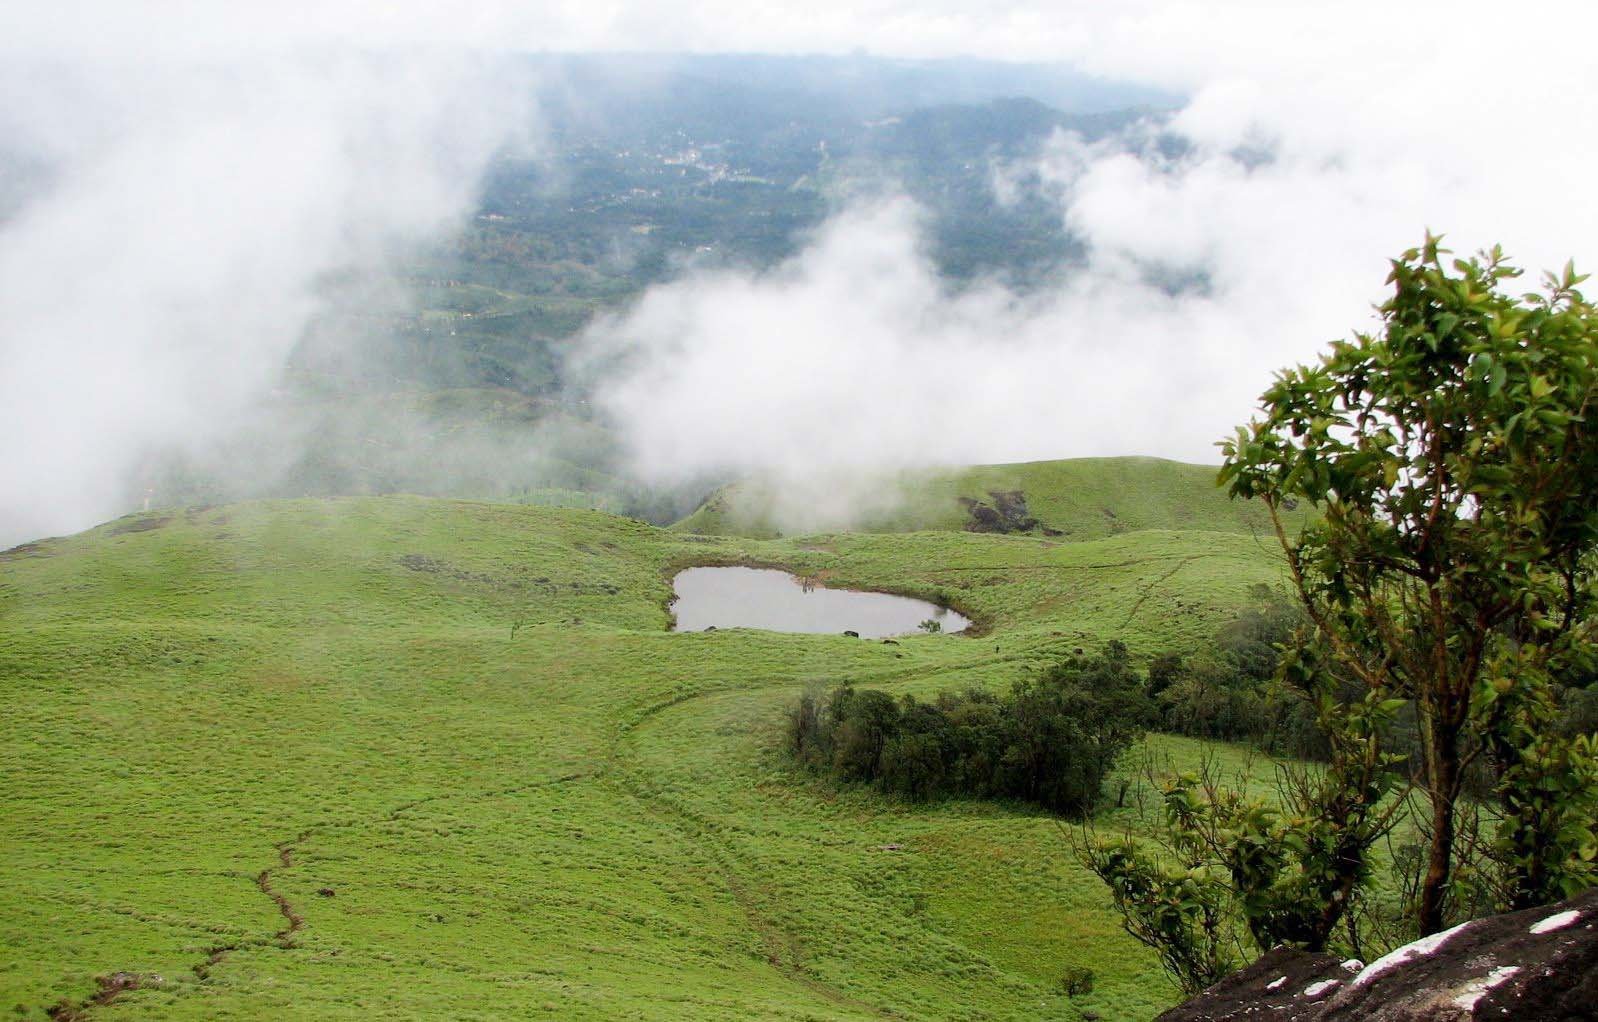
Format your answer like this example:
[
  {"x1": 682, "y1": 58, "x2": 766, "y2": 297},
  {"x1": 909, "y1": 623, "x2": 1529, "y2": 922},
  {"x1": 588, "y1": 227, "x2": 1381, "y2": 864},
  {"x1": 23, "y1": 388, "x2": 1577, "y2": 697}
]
[
  {"x1": 1145, "y1": 585, "x2": 1347, "y2": 760},
  {"x1": 786, "y1": 644, "x2": 1148, "y2": 816},
  {"x1": 1153, "y1": 585, "x2": 1598, "y2": 771}
]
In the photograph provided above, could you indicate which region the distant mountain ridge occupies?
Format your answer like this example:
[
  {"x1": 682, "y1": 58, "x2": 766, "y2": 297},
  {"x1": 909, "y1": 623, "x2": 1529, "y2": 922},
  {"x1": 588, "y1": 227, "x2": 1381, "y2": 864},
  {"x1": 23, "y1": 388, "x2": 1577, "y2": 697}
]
[{"x1": 525, "y1": 52, "x2": 1180, "y2": 129}]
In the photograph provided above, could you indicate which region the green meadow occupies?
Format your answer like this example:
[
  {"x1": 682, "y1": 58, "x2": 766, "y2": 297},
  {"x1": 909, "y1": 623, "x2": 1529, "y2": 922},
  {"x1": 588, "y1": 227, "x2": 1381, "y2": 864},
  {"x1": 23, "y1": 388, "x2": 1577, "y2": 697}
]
[
  {"x1": 672, "y1": 457, "x2": 1313, "y2": 541},
  {"x1": 0, "y1": 462, "x2": 1288, "y2": 1021}
]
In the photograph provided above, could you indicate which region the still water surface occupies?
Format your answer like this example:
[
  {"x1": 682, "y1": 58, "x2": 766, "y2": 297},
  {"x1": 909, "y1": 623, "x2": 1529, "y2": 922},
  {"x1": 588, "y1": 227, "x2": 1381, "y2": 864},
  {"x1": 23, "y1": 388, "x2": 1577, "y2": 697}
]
[{"x1": 670, "y1": 566, "x2": 970, "y2": 638}]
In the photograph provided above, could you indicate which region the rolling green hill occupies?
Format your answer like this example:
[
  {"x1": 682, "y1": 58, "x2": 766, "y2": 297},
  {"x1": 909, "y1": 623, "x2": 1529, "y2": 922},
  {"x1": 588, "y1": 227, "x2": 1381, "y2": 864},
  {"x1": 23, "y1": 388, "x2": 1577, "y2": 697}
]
[
  {"x1": 0, "y1": 496, "x2": 1285, "y2": 1021},
  {"x1": 673, "y1": 456, "x2": 1307, "y2": 540}
]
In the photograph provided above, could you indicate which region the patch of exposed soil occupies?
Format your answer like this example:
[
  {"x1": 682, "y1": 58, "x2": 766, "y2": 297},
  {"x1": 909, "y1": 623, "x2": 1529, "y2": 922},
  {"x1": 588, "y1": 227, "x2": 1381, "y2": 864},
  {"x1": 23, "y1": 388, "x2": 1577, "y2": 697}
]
[
  {"x1": 106, "y1": 515, "x2": 172, "y2": 536},
  {"x1": 47, "y1": 971, "x2": 154, "y2": 1021},
  {"x1": 0, "y1": 539, "x2": 56, "y2": 561},
  {"x1": 259, "y1": 841, "x2": 305, "y2": 947},
  {"x1": 192, "y1": 942, "x2": 237, "y2": 982}
]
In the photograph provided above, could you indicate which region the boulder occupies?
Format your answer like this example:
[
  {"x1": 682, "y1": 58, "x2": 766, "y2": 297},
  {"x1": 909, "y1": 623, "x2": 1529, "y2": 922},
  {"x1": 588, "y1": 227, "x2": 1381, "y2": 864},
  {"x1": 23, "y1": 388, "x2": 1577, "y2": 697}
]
[
  {"x1": 1155, "y1": 947, "x2": 1356, "y2": 1022},
  {"x1": 959, "y1": 490, "x2": 1041, "y2": 534},
  {"x1": 1158, "y1": 888, "x2": 1598, "y2": 1021}
]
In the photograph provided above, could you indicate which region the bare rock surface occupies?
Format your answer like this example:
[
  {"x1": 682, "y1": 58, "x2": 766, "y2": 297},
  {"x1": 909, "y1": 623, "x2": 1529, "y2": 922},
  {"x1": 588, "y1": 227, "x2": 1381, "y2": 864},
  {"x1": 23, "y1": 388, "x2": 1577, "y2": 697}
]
[{"x1": 1157, "y1": 888, "x2": 1598, "y2": 1021}]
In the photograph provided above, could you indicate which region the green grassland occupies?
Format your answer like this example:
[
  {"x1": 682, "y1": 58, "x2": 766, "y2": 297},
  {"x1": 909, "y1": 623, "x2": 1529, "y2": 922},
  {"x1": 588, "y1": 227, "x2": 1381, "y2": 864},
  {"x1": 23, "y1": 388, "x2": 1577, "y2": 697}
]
[
  {"x1": 0, "y1": 490, "x2": 1286, "y2": 1021},
  {"x1": 672, "y1": 457, "x2": 1312, "y2": 541}
]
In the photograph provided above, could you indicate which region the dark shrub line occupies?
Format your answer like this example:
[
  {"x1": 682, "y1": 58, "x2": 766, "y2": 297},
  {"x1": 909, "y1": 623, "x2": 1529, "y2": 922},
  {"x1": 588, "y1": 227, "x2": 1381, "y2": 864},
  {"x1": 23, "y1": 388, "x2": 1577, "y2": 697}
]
[{"x1": 786, "y1": 643, "x2": 1148, "y2": 817}]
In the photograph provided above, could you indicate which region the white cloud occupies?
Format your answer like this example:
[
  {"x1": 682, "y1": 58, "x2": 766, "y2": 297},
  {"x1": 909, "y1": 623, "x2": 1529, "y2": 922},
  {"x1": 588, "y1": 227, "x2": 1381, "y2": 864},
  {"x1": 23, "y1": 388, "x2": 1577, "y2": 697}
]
[
  {"x1": 588, "y1": 196, "x2": 1315, "y2": 483},
  {"x1": 4, "y1": 0, "x2": 1598, "y2": 540},
  {"x1": 585, "y1": 0, "x2": 1598, "y2": 522},
  {"x1": 0, "y1": 50, "x2": 532, "y2": 544}
]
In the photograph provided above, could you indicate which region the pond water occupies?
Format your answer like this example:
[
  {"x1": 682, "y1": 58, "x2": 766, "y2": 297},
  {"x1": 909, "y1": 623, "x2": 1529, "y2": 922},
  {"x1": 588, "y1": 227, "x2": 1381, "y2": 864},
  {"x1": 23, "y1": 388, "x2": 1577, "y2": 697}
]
[{"x1": 670, "y1": 566, "x2": 970, "y2": 638}]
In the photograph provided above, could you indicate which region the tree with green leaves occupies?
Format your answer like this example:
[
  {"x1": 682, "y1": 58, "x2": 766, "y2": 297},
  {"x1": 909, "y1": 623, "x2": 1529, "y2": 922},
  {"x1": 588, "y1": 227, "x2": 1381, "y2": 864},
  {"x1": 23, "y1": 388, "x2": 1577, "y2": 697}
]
[
  {"x1": 1083, "y1": 663, "x2": 1404, "y2": 994},
  {"x1": 1219, "y1": 235, "x2": 1598, "y2": 934}
]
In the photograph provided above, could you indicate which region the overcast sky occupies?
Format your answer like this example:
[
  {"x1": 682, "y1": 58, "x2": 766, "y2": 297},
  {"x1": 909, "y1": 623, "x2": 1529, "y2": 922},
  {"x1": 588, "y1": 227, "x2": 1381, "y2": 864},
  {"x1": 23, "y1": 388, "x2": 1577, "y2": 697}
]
[{"x1": 3, "y1": 1, "x2": 1597, "y2": 540}]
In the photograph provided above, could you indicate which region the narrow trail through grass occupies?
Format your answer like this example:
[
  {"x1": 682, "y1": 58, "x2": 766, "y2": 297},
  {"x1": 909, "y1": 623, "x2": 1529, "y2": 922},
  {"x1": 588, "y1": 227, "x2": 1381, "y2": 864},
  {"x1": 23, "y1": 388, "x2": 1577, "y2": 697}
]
[
  {"x1": 1122, "y1": 556, "x2": 1198, "y2": 629},
  {"x1": 259, "y1": 840, "x2": 307, "y2": 947},
  {"x1": 594, "y1": 643, "x2": 1063, "y2": 1020}
]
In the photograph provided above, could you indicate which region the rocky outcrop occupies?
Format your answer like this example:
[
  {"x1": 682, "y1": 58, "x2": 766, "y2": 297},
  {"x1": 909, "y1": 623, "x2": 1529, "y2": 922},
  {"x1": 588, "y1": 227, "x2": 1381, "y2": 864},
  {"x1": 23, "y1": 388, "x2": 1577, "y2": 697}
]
[
  {"x1": 959, "y1": 490, "x2": 1042, "y2": 534},
  {"x1": 1158, "y1": 888, "x2": 1598, "y2": 1021}
]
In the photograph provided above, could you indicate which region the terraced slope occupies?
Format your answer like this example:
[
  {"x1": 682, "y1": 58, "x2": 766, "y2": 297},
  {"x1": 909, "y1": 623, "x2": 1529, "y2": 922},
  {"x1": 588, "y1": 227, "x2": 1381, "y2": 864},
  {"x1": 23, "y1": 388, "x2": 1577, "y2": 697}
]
[
  {"x1": 0, "y1": 497, "x2": 1284, "y2": 1021},
  {"x1": 672, "y1": 457, "x2": 1310, "y2": 540}
]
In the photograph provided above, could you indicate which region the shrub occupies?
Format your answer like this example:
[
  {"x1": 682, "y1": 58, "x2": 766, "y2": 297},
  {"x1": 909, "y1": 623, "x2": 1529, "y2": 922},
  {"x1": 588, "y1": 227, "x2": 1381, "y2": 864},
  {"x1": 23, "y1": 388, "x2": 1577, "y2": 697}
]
[
  {"x1": 786, "y1": 646, "x2": 1149, "y2": 817},
  {"x1": 1059, "y1": 965, "x2": 1095, "y2": 997}
]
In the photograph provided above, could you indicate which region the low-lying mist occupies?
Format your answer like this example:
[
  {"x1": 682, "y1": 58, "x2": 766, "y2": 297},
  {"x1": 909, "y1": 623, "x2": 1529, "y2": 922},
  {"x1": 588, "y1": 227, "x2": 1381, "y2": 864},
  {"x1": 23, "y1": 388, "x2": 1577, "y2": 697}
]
[
  {"x1": 0, "y1": 48, "x2": 533, "y2": 547},
  {"x1": 582, "y1": 22, "x2": 1598, "y2": 532}
]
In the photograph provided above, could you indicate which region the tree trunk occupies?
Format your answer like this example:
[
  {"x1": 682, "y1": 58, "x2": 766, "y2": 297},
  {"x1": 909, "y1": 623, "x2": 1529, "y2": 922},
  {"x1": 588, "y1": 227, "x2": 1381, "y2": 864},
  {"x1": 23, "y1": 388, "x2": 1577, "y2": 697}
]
[{"x1": 1418, "y1": 718, "x2": 1461, "y2": 935}]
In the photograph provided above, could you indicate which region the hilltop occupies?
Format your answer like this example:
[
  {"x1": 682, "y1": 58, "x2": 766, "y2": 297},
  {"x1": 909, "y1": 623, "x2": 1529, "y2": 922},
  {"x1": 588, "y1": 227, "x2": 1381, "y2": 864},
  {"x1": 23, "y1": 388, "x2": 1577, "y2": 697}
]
[{"x1": 673, "y1": 456, "x2": 1306, "y2": 540}]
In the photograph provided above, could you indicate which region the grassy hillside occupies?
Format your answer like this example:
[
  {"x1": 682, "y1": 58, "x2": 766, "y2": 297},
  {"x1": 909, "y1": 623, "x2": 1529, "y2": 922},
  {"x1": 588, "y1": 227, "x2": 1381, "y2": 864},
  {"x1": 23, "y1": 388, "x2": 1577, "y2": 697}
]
[
  {"x1": 672, "y1": 457, "x2": 1309, "y2": 540},
  {"x1": 0, "y1": 497, "x2": 1285, "y2": 1021}
]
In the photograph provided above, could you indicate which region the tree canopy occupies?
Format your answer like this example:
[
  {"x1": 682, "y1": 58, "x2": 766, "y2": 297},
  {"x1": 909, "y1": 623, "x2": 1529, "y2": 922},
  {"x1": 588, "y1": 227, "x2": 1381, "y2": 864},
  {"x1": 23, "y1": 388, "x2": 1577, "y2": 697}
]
[{"x1": 1219, "y1": 235, "x2": 1598, "y2": 933}]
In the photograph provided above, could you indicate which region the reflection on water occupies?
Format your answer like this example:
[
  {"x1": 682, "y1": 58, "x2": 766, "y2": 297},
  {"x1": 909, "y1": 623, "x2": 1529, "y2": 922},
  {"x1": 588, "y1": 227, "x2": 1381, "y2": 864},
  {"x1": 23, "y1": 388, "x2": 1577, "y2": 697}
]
[{"x1": 670, "y1": 566, "x2": 970, "y2": 638}]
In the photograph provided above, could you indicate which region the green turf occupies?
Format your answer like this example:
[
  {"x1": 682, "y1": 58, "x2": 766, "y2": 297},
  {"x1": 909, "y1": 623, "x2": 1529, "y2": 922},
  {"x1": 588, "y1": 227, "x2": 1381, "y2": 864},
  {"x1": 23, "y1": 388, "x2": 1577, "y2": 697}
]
[
  {"x1": 671, "y1": 457, "x2": 1314, "y2": 541},
  {"x1": 0, "y1": 495, "x2": 1288, "y2": 1020}
]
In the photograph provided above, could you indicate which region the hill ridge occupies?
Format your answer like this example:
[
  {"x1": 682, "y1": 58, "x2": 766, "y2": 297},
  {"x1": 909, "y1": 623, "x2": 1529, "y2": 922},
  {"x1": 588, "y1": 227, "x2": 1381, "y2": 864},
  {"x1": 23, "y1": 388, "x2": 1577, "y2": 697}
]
[{"x1": 672, "y1": 455, "x2": 1299, "y2": 540}]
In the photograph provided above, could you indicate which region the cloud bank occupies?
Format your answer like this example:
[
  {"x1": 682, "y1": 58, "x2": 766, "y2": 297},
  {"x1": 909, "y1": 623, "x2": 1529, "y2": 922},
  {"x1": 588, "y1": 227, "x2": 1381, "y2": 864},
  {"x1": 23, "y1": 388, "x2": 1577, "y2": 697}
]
[
  {"x1": 4, "y1": 1, "x2": 1597, "y2": 542},
  {"x1": 585, "y1": 2, "x2": 1598, "y2": 525},
  {"x1": 0, "y1": 48, "x2": 530, "y2": 545}
]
